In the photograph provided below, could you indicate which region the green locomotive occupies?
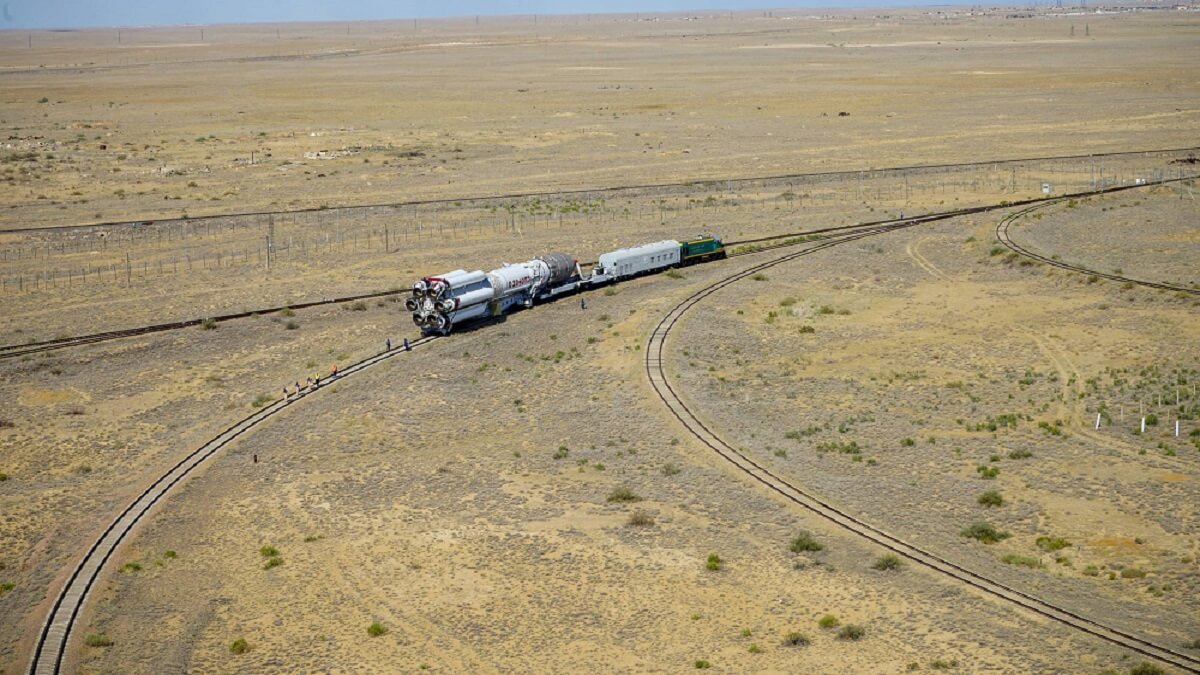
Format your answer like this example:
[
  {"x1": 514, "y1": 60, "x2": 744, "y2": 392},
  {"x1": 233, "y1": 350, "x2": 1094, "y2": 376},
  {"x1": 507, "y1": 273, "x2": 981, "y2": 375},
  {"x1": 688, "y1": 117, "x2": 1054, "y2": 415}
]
[{"x1": 678, "y1": 234, "x2": 727, "y2": 265}]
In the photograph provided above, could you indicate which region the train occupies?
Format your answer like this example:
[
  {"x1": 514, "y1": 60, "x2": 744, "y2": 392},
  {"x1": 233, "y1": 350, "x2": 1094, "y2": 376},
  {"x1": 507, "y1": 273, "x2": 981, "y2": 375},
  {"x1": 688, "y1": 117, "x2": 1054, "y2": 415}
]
[{"x1": 406, "y1": 234, "x2": 726, "y2": 335}]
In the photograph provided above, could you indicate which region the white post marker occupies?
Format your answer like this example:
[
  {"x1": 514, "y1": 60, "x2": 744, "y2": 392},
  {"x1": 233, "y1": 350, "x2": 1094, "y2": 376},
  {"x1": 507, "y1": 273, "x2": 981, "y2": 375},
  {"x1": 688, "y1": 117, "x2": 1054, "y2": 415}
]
[
  {"x1": 1141, "y1": 417, "x2": 1146, "y2": 434},
  {"x1": 1095, "y1": 413, "x2": 1101, "y2": 430},
  {"x1": 1176, "y1": 420, "x2": 1180, "y2": 438}
]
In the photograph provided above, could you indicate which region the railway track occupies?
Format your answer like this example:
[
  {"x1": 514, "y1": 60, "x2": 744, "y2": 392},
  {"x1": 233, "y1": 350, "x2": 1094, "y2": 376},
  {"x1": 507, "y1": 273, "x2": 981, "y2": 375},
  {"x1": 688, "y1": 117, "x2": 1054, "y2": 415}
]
[
  {"x1": 26, "y1": 335, "x2": 439, "y2": 675},
  {"x1": 8, "y1": 173, "x2": 1190, "y2": 362},
  {"x1": 644, "y1": 221, "x2": 1200, "y2": 673},
  {"x1": 0, "y1": 287, "x2": 411, "y2": 361},
  {"x1": 997, "y1": 203, "x2": 1200, "y2": 295},
  {"x1": 3, "y1": 145, "x2": 1194, "y2": 235},
  {"x1": 19, "y1": 176, "x2": 1200, "y2": 674}
]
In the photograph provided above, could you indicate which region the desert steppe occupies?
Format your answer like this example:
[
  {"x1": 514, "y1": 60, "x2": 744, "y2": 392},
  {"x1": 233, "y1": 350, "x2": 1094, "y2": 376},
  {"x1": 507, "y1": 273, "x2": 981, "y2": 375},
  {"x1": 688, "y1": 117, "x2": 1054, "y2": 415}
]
[{"x1": 1, "y1": 6, "x2": 1198, "y2": 674}]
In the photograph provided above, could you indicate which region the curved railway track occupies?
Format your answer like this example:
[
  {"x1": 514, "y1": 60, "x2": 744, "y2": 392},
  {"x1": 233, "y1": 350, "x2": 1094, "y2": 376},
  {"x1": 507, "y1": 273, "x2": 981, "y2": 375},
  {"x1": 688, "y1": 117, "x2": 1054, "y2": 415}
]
[
  {"x1": 20, "y1": 176, "x2": 1200, "y2": 675},
  {"x1": 26, "y1": 335, "x2": 439, "y2": 675},
  {"x1": 997, "y1": 203, "x2": 1200, "y2": 295},
  {"x1": 644, "y1": 220, "x2": 1200, "y2": 673}
]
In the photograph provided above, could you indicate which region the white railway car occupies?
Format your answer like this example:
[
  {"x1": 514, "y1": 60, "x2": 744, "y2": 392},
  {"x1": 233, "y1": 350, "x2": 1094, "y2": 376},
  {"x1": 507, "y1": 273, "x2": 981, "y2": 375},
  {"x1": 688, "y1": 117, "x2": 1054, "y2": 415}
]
[{"x1": 591, "y1": 240, "x2": 681, "y2": 282}]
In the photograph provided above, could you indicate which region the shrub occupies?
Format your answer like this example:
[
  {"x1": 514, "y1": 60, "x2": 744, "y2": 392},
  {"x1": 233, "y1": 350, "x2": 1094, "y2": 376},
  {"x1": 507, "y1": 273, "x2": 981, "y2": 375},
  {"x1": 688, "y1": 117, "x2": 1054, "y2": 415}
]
[
  {"x1": 607, "y1": 486, "x2": 640, "y2": 503},
  {"x1": 263, "y1": 556, "x2": 282, "y2": 570},
  {"x1": 798, "y1": 325, "x2": 816, "y2": 334},
  {"x1": 782, "y1": 631, "x2": 810, "y2": 646},
  {"x1": 960, "y1": 521, "x2": 1010, "y2": 544},
  {"x1": 552, "y1": 446, "x2": 568, "y2": 460},
  {"x1": 163, "y1": 550, "x2": 177, "y2": 559},
  {"x1": 350, "y1": 301, "x2": 367, "y2": 311},
  {"x1": 200, "y1": 318, "x2": 217, "y2": 330},
  {"x1": 1121, "y1": 567, "x2": 1146, "y2": 579},
  {"x1": 285, "y1": 320, "x2": 299, "y2": 330},
  {"x1": 818, "y1": 614, "x2": 839, "y2": 629},
  {"x1": 901, "y1": 437, "x2": 915, "y2": 447},
  {"x1": 976, "y1": 465, "x2": 999, "y2": 479},
  {"x1": 0, "y1": 472, "x2": 7, "y2": 481},
  {"x1": 838, "y1": 624, "x2": 865, "y2": 641},
  {"x1": 367, "y1": 622, "x2": 387, "y2": 637},
  {"x1": 664, "y1": 269, "x2": 684, "y2": 279},
  {"x1": 1007, "y1": 449, "x2": 1033, "y2": 460},
  {"x1": 280, "y1": 307, "x2": 295, "y2": 317},
  {"x1": 661, "y1": 462, "x2": 681, "y2": 476},
  {"x1": 706, "y1": 553, "x2": 721, "y2": 571},
  {"x1": 694, "y1": 660, "x2": 711, "y2": 669},
  {"x1": 977, "y1": 490, "x2": 1004, "y2": 507},
  {"x1": 790, "y1": 531, "x2": 823, "y2": 553},
  {"x1": 1001, "y1": 554, "x2": 1043, "y2": 569},
  {"x1": 751, "y1": 273, "x2": 768, "y2": 281},
  {"x1": 873, "y1": 554, "x2": 903, "y2": 571},
  {"x1": 780, "y1": 297, "x2": 797, "y2": 307},
  {"x1": 259, "y1": 545, "x2": 279, "y2": 558},
  {"x1": 1035, "y1": 536, "x2": 1070, "y2": 552},
  {"x1": 627, "y1": 511, "x2": 655, "y2": 527},
  {"x1": 0, "y1": 582, "x2": 14, "y2": 595},
  {"x1": 1129, "y1": 664, "x2": 1165, "y2": 675},
  {"x1": 251, "y1": 393, "x2": 273, "y2": 408},
  {"x1": 119, "y1": 561, "x2": 141, "y2": 573},
  {"x1": 84, "y1": 633, "x2": 113, "y2": 647},
  {"x1": 748, "y1": 643, "x2": 762, "y2": 654},
  {"x1": 229, "y1": 638, "x2": 248, "y2": 654}
]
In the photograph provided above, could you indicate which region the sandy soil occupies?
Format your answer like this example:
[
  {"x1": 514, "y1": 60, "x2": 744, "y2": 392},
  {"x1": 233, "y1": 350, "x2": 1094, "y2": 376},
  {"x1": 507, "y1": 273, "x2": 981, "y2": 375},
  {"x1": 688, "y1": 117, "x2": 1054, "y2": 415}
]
[{"x1": 1, "y1": 6, "x2": 1199, "y2": 675}]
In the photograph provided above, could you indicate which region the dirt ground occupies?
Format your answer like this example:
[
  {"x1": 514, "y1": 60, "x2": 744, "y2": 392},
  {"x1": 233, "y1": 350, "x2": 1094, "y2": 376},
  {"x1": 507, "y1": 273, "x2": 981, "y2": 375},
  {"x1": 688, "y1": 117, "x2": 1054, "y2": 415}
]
[{"x1": 1, "y1": 6, "x2": 1199, "y2": 675}]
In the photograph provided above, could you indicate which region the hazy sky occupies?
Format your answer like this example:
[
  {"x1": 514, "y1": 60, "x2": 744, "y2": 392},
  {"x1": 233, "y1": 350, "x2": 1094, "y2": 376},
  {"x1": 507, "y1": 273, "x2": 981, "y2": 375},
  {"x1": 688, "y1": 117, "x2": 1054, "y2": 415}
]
[{"x1": 1, "y1": 0, "x2": 932, "y2": 30}]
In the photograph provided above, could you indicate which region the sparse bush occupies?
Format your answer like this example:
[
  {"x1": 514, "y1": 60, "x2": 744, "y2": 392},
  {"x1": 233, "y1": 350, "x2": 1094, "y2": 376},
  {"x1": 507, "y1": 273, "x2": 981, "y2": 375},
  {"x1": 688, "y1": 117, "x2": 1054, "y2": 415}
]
[
  {"x1": 1001, "y1": 553, "x2": 1043, "y2": 568},
  {"x1": 798, "y1": 325, "x2": 815, "y2": 334},
  {"x1": 285, "y1": 320, "x2": 299, "y2": 330},
  {"x1": 0, "y1": 472, "x2": 7, "y2": 482},
  {"x1": 873, "y1": 554, "x2": 903, "y2": 571},
  {"x1": 367, "y1": 622, "x2": 387, "y2": 637},
  {"x1": 251, "y1": 393, "x2": 273, "y2": 408},
  {"x1": 818, "y1": 614, "x2": 839, "y2": 629},
  {"x1": 552, "y1": 446, "x2": 568, "y2": 460},
  {"x1": 901, "y1": 437, "x2": 915, "y2": 447},
  {"x1": 782, "y1": 631, "x2": 810, "y2": 646},
  {"x1": 977, "y1": 490, "x2": 1004, "y2": 507},
  {"x1": 119, "y1": 561, "x2": 141, "y2": 573},
  {"x1": 263, "y1": 556, "x2": 282, "y2": 570},
  {"x1": 751, "y1": 273, "x2": 768, "y2": 281},
  {"x1": 661, "y1": 462, "x2": 681, "y2": 476},
  {"x1": 0, "y1": 582, "x2": 14, "y2": 595},
  {"x1": 163, "y1": 550, "x2": 177, "y2": 559},
  {"x1": 838, "y1": 624, "x2": 865, "y2": 641},
  {"x1": 694, "y1": 660, "x2": 711, "y2": 669},
  {"x1": 280, "y1": 307, "x2": 295, "y2": 317},
  {"x1": 664, "y1": 269, "x2": 684, "y2": 279},
  {"x1": 350, "y1": 301, "x2": 368, "y2": 311},
  {"x1": 84, "y1": 633, "x2": 113, "y2": 647},
  {"x1": 607, "y1": 486, "x2": 640, "y2": 503},
  {"x1": 748, "y1": 643, "x2": 762, "y2": 653},
  {"x1": 960, "y1": 521, "x2": 1010, "y2": 544},
  {"x1": 627, "y1": 511, "x2": 655, "y2": 527},
  {"x1": 976, "y1": 464, "x2": 999, "y2": 479},
  {"x1": 790, "y1": 531, "x2": 823, "y2": 553},
  {"x1": 1035, "y1": 536, "x2": 1070, "y2": 552},
  {"x1": 706, "y1": 553, "x2": 721, "y2": 571},
  {"x1": 230, "y1": 638, "x2": 248, "y2": 654},
  {"x1": 1007, "y1": 449, "x2": 1033, "y2": 460},
  {"x1": 1129, "y1": 663, "x2": 1165, "y2": 675},
  {"x1": 259, "y1": 545, "x2": 279, "y2": 558},
  {"x1": 200, "y1": 318, "x2": 217, "y2": 330},
  {"x1": 1121, "y1": 567, "x2": 1146, "y2": 579}
]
